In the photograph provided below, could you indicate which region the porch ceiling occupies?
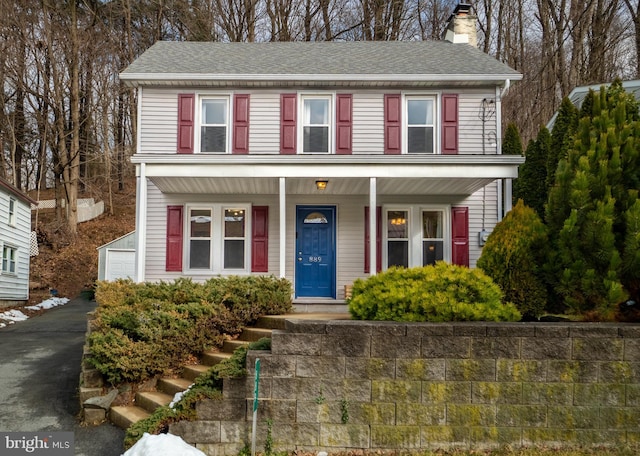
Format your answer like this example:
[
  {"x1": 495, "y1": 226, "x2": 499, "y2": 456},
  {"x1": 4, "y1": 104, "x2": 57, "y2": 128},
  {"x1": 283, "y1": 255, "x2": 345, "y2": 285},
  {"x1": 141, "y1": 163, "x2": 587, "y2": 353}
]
[{"x1": 136, "y1": 154, "x2": 524, "y2": 197}]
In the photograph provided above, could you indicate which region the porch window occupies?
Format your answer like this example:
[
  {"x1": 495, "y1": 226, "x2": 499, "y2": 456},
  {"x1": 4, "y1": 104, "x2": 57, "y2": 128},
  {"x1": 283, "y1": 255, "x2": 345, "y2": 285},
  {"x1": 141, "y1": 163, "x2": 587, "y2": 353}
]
[
  {"x1": 382, "y1": 206, "x2": 450, "y2": 269},
  {"x1": 406, "y1": 97, "x2": 435, "y2": 154},
  {"x1": 387, "y1": 210, "x2": 409, "y2": 268},
  {"x1": 302, "y1": 96, "x2": 330, "y2": 153},
  {"x1": 8, "y1": 198, "x2": 15, "y2": 226},
  {"x1": 422, "y1": 210, "x2": 444, "y2": 265},
  {"x1": 189, "y1": 209, "x2": 212, "y2": 269},
  {"x1": 185, "y1": 204, "x2": 250, "y2": 273},
  {"x1": 223, "y1": 208, "x2": 246, "y2": 269},
  {"x1": 200, "y1": 97, "x2": 229, "y2": 153},
  {"x1": 2, "y1": 245, "x2": 16, "y2": 274}
]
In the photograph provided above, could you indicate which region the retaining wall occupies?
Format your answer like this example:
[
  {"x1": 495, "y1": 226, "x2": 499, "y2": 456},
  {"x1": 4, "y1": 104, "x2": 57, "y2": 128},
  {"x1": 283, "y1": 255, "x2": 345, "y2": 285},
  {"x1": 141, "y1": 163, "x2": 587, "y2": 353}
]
[{"x1": 170, "y1": 319, "x2": 640, "y2": 454}]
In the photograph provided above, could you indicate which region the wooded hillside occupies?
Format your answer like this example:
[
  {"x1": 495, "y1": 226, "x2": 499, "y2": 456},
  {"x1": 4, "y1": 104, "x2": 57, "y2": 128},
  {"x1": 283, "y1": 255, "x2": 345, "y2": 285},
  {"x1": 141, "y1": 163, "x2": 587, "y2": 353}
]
[{"x1": 1, "y1": 0, "x2": 637, "y2": 234}]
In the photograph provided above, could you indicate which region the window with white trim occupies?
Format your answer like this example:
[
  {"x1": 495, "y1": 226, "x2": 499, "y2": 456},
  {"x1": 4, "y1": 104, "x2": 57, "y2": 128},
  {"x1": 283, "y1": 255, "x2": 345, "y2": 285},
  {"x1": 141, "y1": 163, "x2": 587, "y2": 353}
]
[
  {"x1": 383, "y1": 206, "x2": 449, "y2": 269},
  {"x1": 186, "y1": 204, "x2": 250, "y2": 273},
  {"x1": 199, "y1": 97, "x2": 229, "y2": 153},
  {"x1": 301, "y1": 95, "x2": 331, "y2": 153},
  {"x1": 406, "y1": 96, "x2": 436, "y2": 154},
  {"x1": 8, "y1": 197, "x2": 16, "y2": 226},
  {"x1": 2, "y1": 245, "x2": 16, "y2": 274}
]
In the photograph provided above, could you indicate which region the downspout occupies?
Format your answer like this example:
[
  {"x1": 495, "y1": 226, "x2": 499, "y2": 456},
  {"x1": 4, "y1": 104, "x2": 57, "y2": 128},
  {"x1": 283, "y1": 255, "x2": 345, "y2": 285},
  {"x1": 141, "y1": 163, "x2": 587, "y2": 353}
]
[
  {"x1": 134, "y1": 86, "x2": 146, "y2": 282},
  {"x1": 497, "y1": 80, "x2": 512, "y2": 218}
]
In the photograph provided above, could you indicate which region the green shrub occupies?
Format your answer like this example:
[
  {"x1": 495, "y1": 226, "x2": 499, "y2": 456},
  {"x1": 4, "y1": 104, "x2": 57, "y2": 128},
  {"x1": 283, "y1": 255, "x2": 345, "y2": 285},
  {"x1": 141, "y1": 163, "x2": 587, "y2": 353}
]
[
  {"x1": 89, "y1": 277, "x2": 290, "y2": 385},
  {"x1": 477, "y1": 200, "x2": 549, "y2": 319},
  {"x1": 347, "y1": 262, "x2": 521, "y2": 322}
]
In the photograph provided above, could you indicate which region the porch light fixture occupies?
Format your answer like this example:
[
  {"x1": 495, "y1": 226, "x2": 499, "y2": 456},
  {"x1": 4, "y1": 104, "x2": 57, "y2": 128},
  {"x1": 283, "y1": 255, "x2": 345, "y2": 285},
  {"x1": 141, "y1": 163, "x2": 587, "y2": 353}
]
[{"x1": 315, "y1": 180, "x2": 328, "y2": 191}]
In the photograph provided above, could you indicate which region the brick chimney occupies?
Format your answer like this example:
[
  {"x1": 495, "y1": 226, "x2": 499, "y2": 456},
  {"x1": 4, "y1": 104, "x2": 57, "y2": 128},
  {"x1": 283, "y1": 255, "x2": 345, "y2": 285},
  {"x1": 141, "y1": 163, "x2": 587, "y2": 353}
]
[{"x1": 443, "y1": 3, "x2": 478, "y2": 48}]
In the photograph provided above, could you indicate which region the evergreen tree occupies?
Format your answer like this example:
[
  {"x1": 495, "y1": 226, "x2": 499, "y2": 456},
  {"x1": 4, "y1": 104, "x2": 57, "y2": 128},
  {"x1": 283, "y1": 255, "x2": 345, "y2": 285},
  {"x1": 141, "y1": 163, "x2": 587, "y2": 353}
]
[
  {"x1": 502, "y1": 123, "x2": 523, "y2": 156},
  {"x1": 514, "y1": 127, "x2": 550, "y2": 217},
  {"x1": 547, "y1": 97, "x2": 579, "y2": 190},
  {"x1": 545, "y1": 81, "x2": 640, "y2": 319}
]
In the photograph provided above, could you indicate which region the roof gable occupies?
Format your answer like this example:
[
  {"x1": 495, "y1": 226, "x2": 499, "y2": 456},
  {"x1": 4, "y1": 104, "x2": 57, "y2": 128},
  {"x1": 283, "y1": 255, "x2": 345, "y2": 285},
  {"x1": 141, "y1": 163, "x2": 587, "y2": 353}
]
[
  {"x1": 0, "y1": 178, "x2": 36, "y2": 206},
  {"x1": 120, "y1": 41, "x2": 522, "y2": 88}
]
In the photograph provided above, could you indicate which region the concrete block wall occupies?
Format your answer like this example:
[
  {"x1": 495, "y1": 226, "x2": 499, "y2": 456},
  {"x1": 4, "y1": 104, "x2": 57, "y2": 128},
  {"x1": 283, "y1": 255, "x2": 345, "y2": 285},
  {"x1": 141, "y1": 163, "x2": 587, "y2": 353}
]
[{"x1": 170, "y1": 320, "x2": 640, "y2": 454}]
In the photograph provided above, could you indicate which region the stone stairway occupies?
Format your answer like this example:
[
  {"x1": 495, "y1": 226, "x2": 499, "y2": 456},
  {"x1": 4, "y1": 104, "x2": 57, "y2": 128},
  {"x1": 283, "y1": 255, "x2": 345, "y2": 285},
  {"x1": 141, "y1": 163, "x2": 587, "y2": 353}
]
[{"x1": 109, "y1": 321, "x2": 277, "y2": 429}]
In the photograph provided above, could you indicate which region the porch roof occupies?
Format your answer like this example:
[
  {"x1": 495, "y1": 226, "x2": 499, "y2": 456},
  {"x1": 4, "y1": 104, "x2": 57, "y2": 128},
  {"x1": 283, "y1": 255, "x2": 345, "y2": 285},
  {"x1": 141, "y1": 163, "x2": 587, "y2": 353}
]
[{"x1": 132, "y1": 154, "x2": 523, "y2": 196}]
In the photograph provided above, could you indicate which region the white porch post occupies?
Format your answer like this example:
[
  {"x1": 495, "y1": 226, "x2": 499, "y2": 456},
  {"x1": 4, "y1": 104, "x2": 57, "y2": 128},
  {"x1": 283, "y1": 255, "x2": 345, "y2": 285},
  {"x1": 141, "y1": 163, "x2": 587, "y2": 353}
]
[
  {"x1": 135, "y1": 162, "x2": 147, "y2": 283},
  {"x1": 369, "y1": 177, "x2": 377, "y2": 276},
  {"x1": 279, "y1": 177, "x2": 286, "y2": 279}
]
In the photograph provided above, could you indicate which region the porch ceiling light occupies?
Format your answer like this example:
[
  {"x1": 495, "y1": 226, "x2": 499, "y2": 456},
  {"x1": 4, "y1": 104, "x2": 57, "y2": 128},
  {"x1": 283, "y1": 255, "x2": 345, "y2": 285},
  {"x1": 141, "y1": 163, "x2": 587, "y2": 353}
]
[{"x1": 315, "y1": 180, "x2": 328, "y2": 191}]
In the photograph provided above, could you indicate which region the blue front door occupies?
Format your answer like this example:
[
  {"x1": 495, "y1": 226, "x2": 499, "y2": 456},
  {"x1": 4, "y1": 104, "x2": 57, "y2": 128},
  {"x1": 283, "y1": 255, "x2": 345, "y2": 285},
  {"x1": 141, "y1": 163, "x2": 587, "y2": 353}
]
[{"x1": 295, "y1": 206, "x2": 336, "y2": 298}]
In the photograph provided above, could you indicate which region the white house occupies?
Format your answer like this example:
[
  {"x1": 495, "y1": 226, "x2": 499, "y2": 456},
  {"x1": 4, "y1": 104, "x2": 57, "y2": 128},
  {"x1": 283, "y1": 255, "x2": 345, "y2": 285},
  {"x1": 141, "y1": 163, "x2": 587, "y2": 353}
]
[
  {"x1": 119, "y1": 5, "x2": 524, "y2": 302},
  {"x1": 0, "y1": 178, "x2": 36, "y2": 307}
]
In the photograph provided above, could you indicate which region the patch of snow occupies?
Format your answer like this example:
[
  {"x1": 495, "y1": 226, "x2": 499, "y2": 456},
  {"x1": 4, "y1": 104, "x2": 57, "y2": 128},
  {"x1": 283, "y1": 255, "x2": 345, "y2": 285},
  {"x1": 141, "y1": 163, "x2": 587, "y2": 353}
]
[
  {"x1": 25, "y1": 297, "x2": 70, "y2": 311},
  {"x1": 0, "y1": 297, "x2": 70, "y2": 328},
  {"x1": 170, "y1": 384, "x2": 193, "y2": 409},
  {"x1": 122, "y1": 433, "x2": 206, "y2": 456}
]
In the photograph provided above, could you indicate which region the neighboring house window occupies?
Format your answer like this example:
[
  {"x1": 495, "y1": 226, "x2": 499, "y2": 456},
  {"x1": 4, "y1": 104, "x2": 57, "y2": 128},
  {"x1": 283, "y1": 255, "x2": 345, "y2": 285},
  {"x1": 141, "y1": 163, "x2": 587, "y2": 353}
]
[
  {"x1": 406, "y1": 96, "x2": 435, "y2": 153},
  {"x1": 8, "y1": 198, "x2": 16, "y2": 226},
  {"x1": 186, "y1": 204, "x2": 250, "y2": 273},
  {"x1": 383, "y1": 206, "x2": 449, "y2": 269},
  {"x1": 2, "y1": 246, "x2": 16, "y2": 274},
  {"x1": 200, "y1": 97, "x2": 229, "y2": 153},
  {"x1": 302, "y1": 96, "x2": 331, "y2": 153}
]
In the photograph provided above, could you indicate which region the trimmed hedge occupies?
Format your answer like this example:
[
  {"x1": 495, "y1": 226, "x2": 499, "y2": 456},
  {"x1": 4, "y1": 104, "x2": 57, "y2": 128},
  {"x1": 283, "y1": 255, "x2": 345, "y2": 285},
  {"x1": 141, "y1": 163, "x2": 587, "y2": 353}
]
[
  {"x1": 88, "y1": 277, "x2": 291, "y2": 384},
  {"x1": 348, "y1": 262, "x2": 521, "y2": 322}
]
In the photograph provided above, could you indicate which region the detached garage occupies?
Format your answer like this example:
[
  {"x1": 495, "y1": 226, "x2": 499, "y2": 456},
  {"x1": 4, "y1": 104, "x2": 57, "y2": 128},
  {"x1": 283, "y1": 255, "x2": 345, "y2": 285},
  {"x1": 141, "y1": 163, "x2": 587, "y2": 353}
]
[{"x1": 98, "y1": 232, "x2": 136, "y2": 281}]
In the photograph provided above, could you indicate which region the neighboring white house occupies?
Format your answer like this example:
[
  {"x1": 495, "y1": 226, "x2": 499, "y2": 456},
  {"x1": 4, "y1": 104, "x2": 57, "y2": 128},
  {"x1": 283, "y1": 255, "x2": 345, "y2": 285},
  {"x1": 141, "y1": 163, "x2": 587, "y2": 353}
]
[
  {"x1": 0, "y1": 177, "x2": 36, "y2": 307},
  {"x1": 119, "y1": 5, "x2": 524, "y2": 302}
]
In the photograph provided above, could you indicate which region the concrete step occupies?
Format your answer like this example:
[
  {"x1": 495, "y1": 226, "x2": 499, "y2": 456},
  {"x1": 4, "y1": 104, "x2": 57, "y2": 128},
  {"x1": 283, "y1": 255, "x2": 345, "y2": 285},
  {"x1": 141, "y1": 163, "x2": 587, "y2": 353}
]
[
  {"x1": 110, "y1": 406, "x2": 150, "y2": 429},
  {"x1": 157, "y1": 377, "x2": 192, "y2": 396},
  {"x1": 135, "y1": 391, "x2": 172, "y2": 413},
  {"x1": 255, "y1": 315, "x2": 287, "y2": 330},
  {"x1": 201, "y1": 350, "x2": 232, "y2": 366},
  {"x1": 222, "y1": 339, "x2": 250, "y2": 352},
  {"x1": 238, "y1": 327, "x2": 273, "y2": 342},
  {"x1": 183, "y1": 364, "x2": 210, "y2": 382}
]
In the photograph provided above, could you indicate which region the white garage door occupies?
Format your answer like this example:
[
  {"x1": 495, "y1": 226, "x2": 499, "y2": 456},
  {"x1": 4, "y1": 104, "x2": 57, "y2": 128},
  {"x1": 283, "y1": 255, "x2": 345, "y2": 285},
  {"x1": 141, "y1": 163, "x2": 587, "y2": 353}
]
[{"x1": 105, "y1": 249, "x2": 136, "y2": 281}]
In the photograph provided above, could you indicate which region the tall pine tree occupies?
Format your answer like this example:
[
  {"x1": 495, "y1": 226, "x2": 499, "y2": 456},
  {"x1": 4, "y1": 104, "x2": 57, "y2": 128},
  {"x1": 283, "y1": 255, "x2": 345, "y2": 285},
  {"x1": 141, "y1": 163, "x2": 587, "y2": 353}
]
[
  {"x1": 546, "y1": 81, "x2": 640, "y2": 319},
  {"x1": 514, "y1": 127, "x2": 550, "y2": 217}
]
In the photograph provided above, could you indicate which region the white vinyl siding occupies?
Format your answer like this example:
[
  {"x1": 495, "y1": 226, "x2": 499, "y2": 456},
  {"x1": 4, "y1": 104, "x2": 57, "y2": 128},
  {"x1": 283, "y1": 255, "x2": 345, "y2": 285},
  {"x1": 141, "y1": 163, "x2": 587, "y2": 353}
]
[
  {"x1": 0, "y1": 189, "x2": 31, "y2": 301},
  {"x1": 139, "y1": 88, "x2": 181, "y2": 154},
  {"x1": 249, "y1": 93, "x2": 280, "y2": 154},
  {"x1": 138, "y1": 88, "x2": 495, "y2": 156},
  {"x1": 352, "y1": 93, "x2": 384, "y2": 155}
]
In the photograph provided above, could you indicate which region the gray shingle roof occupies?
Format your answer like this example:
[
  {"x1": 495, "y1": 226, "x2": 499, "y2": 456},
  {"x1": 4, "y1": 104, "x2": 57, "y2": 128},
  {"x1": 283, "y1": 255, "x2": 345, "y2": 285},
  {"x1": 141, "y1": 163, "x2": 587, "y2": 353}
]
[{"x1": 120, "y1": 41, "x2": 521, "y2": 86}]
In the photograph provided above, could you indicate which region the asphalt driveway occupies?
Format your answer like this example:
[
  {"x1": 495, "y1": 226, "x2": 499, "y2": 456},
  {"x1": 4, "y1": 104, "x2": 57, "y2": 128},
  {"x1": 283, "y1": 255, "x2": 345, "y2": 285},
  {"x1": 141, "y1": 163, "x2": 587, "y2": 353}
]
[{"x1": 0, "y1": 296, "x2": 124, "y2": 455}]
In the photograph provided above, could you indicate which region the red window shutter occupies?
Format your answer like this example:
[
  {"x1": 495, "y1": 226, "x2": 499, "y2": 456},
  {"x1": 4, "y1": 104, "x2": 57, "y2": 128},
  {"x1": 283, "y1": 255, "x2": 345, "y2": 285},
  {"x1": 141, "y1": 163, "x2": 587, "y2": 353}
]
[
  {"x1": 177, "y1": 94, "x2": 195, "y2": 154},
  {"x1": 280, "y1": 94, "x2": 297, "y2": 154},
  {"x1": 166, "y1": 205, "x2": 184, "y2": 272},
  {"x1": 232, "y1": 94, "x2": 250, "y2": 154},
  {"x1": 451, "y1": 206, "x2": 469, "y2": 267},
  {"x1": 364, "y1": 206, "x2": 382, "y2": 273},
  {"x1": 336, "y1": 94, "x2": 353, "y2": 154},
  {"x1": 441, "y1": 94, "x2": 458, "y2": 154},
  {"x1": 384, "y1": 94, "x2": 401, "y2": 154},
  {"x1": 251, "y1": 206, "x2": 269, "y2": 272}
]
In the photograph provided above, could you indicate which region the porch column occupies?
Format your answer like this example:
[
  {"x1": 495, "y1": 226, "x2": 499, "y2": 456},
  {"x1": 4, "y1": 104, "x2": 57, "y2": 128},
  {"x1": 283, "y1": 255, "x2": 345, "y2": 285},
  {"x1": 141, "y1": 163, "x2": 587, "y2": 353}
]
[
  {"x1": 279, "y1": 177, "x2": 286, "y2": 278},
  {"x1": 369, "y1": 177, "x2": 377, "y2": 276},
  {"x1": 135, "y1": 162, "x2": 147, "y2": 282}
]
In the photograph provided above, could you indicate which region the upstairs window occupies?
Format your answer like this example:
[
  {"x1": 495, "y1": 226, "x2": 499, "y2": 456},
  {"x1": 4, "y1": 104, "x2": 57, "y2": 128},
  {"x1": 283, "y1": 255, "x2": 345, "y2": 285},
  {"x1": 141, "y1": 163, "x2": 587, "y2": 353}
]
[
  {"x1": 200, "y1": 97, "x2": 229, "y2": 153},
  {"x1": 406, "y1": 97, "x2": 435, "y2": 153},
  {"x1": 302, "y1": 96, "x2": 331, "y2": 153},
  {"x1": 8, "y1": 198, "x2": 16, "y2": 226},
  {"x1": 2, "y1": 246, "x2": 16, "y2": 274}
]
